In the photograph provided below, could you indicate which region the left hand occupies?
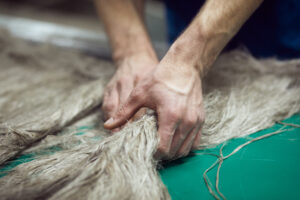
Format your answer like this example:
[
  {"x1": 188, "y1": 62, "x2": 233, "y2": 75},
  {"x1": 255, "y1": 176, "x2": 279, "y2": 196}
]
[{"x1": 102, "y1": 53, "x2": 158, "y2": 121}]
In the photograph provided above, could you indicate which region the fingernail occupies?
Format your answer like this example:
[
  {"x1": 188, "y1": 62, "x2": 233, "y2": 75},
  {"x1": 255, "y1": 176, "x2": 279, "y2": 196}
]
[{"x1": 104, "y1": 117, "x2": 114, "y2": 126}]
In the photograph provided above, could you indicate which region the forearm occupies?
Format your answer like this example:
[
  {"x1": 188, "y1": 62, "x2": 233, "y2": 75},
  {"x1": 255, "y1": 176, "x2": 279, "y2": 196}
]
[
  {"x1": 94, "y1": 0, "x2": 156, "y2": 62},
  {"x1": 165, "y1": 0, "x2": 263, "y2": 77},
  {"x1": 132, "y1": 0, "x2": 145, "y2": 18}
]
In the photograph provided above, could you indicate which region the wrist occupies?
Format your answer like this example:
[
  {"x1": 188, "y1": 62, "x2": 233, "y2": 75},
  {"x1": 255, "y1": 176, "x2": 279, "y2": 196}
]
[
  {"x1": 154, "y1": 54, "x2": 200, "y2": 95},
  {"x1": 114, "y1": 47, "x2": 158, "y2": 67},
  {"x1": 165, "y1": 33, "x2": 209, "y2": 78},
  {"x1": 112, "y1": 34, "x2": 157, "y2": 64},
  {"x1": 165, "y1": 22, "x2": 227, "y2": 78}
]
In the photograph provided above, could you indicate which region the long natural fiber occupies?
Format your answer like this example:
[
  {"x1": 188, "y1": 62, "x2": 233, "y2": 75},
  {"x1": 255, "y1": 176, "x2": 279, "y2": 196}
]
[
  {"x1": 0, "y1": 29, "x2": 299, "y2": 199},
  {"x1": 0, "y1": 29, "x2": 114, "y2": 164}
]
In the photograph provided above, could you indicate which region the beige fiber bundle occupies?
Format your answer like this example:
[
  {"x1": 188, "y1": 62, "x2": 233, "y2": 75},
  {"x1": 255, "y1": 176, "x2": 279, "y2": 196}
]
[
  {"x1": 0, "y1": 29, "x2": 299, "y2": 199},
  {"x1": 0, "y1": 113, "x2": 170, "y2": 200},
  {"x1": 0, "y1": 29, "x2": 114, "y2": 164}
]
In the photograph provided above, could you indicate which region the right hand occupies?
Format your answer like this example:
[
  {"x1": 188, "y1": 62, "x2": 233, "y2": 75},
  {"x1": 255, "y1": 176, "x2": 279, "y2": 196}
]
[
  {"x1": 104, "y1": 54, "x2": 205, "y2": 159},
  {"x1": 102, "y1": 53, "x2": 158, "y2": 121}
]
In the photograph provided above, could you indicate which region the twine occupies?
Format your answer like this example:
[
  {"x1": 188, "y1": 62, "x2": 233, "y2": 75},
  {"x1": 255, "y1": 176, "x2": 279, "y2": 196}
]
[{"x1": 201, "y1": 121, "x2": 300, "y2": 200}]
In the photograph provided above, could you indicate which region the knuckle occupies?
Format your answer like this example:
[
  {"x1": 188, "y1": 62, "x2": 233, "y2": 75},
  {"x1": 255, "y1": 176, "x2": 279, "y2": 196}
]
[
  {"x1": 167, "y1": 110, "x2": 180, "y2": 121},
  {"x1": 157, "y1": 146, "x2": 170, "y2": 158},
  {"x1": 178, "y1": 131, "x2": 187, "y2": 140},
  {"x1": 117, "y1": 104, "x2": 126, "y2": 115},
  {"x1": 185, "y1": 116, "x2": 197, "y2": 127}
]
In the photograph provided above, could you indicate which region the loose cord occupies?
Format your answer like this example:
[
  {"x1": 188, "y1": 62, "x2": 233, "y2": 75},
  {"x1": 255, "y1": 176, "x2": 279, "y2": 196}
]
[{"x1": 201, "y1": 120, "x2": 299, "y2": 200}]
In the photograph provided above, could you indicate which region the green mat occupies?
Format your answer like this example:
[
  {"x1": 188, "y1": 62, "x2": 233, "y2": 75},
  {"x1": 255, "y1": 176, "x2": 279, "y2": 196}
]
[
  {"x1": 1, "y1": 114, "x2": 299, "y2": 199},
  {"x1": 160, "y1": 114, "x2": 300, "y2": 199}
]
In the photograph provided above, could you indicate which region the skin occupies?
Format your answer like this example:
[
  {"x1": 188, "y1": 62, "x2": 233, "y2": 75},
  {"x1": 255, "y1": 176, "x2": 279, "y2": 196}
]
[{"x1": 95, "y1": 0, "x2": 263, "y2": 159}]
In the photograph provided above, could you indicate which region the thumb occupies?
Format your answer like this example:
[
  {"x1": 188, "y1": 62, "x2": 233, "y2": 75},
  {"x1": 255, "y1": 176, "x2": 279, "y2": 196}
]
[{"x1": 104, "y1": 94, "x2": 143, "y2": 130}]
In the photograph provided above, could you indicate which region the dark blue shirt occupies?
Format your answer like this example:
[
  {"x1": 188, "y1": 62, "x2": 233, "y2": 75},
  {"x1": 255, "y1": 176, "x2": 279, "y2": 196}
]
[{"x1": 165, "y1": 0, "x2": 300, "y2": 59}]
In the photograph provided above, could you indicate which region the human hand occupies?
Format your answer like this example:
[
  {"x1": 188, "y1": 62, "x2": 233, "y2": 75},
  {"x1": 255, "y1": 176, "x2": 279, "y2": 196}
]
[
  {"x1": 104, "y1": 55, "x2": 205, "y2": 160},
  {"x1": 102, "y1": 53, "x2": 158, "y2": 121}
]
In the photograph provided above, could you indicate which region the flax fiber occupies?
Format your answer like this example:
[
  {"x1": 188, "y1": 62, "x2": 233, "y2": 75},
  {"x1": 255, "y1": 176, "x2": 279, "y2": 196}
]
[{"x1": 0, "y1": 29, "x2": 299, "y2": 199}]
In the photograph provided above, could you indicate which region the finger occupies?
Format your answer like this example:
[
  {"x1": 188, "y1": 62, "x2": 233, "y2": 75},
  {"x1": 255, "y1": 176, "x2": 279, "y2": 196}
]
[
  {"x1": 169, "y1": 123, "x2": 194, "y2": 158},
  {"x1": 102, "y1": 87, "x2": 119, "y2": 120},
  {"x1": 103, "y1": 89, "x2": 144, "y2": 129},
  {"x1": 171, "y1": 109, "x2": 199, "y2": 157},
  {"x1": 176, "y1": 125, "x2": 200, "y2": 158},
  {"x1": 130, "y1": 108, "x2": 147, "y2": 122},
  {"x1": 155, "y1": 109, "x2": 179, "y2": 160},
  {"x1": 112, "y1": 128, "x2": 121, "y2": 133},
  {"x1": 192, "y1": 111, "x2": 205, "y2": 150},
  {"x1": 192, "y1": 129, "x2": 202, "y2": 150}
]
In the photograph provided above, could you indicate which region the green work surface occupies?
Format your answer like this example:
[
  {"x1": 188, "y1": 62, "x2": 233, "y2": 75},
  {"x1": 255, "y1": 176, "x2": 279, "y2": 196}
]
[
  {"x1": 160, "y1": 114, "x2": 300, "y2": 200},
  {"x1": 0, "y1": 114, "x2": 299, "y2": 199}
]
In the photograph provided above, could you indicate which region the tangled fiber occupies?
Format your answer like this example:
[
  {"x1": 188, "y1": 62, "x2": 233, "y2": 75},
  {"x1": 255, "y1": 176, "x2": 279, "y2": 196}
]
[
  {"x1": 0, "y1": 29, "x2": 114, "y2": 164},
  {"x1": 0, "y1": 29, "x2": 299, "y2": 199}
]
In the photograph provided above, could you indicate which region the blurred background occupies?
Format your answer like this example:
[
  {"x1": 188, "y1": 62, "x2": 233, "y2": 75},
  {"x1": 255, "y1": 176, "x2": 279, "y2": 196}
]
[{"x1": 0, "y1": 0, "x2": 168, "y2": 58}]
